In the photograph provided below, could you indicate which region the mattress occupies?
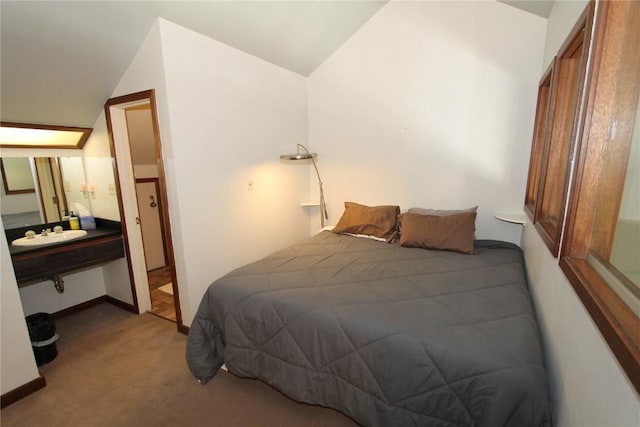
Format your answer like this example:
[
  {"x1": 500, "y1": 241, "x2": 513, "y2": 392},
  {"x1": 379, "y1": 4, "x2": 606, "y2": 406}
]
[{"x1": 187, "y1": 231, "x2": 551, "y2": 426}]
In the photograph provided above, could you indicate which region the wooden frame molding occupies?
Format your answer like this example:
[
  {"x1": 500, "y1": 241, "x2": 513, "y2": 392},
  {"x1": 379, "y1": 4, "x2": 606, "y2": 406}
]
[
  {"x1": 50, "y1": 295, "x2": 135, "y2": 320},
  {"x1": 105, "y1": 89, "x2": 185, "y2": 332},
  {"x1": 559, "y1": 0, "x2": 640, "y2": 393},
  {"x1": 533, "y1": 4, "x2": 594, "y2": 257},
  {"x1": 524, "y1": 63, "x2": 555, "y2": 220},
  {"x1": 105, "y1": 295, "x2": 136, "y2": 313},
  {"x1": 561, "y1": 259, "x2": 640, "y2": 389},
  {"x1": 523, "y1": 0, "x2": 640, "y2": 393}
]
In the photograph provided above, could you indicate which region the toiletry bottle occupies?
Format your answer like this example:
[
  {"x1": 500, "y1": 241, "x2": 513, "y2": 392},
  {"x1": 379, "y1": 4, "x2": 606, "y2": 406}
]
[{"x1": 69, "y1": 212, "x2": 80, "y2": 230}]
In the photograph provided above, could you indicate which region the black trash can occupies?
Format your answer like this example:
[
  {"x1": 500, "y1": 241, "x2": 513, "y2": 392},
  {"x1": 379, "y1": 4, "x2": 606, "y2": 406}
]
[{"x1": 25, "y1": 313, "x2": 58, "y2": 366}]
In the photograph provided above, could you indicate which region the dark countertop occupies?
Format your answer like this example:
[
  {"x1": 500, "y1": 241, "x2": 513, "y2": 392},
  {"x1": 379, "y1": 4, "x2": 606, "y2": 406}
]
[{"x1": 7, "y1": 218, "x2": 123, "y2": 256}]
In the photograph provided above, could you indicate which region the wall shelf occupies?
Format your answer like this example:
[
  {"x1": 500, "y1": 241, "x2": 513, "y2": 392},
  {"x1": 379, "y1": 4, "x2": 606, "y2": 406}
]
[
  {"x1": 300, "y1": 201, "x2": 320, "y2": 207},
  {"x1": 495, "y1": 213, "x2": 528, "y2": 225}
]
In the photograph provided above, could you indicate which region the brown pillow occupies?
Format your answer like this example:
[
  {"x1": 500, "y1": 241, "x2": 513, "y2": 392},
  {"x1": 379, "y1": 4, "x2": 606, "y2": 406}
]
[
  {"x1": 332, "y1": 202, "x2": 400, "y2": 240},
  {"x1": 407, "y1": 205, "x2": 478, "y2": 216},
  {"x1": 397, "y1": 212, "x2": 477, "y2": 254}
]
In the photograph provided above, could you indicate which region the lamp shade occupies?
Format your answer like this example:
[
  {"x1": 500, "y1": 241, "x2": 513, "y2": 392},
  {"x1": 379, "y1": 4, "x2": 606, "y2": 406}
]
[
  {"x1": 280, "y1": 144, "x2": 328, "y2": 228},
  {"x1": 280, "y1": 152, "x2": 317, "y2": 161}
]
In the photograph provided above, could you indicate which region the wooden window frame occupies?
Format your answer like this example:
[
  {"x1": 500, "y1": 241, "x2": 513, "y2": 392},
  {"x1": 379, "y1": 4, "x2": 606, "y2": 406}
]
[
  {"x1": 533, "y1": 6, "x2": 594, "y2": 257},
  {"x1": 524, "y1": 63, "x2": 555, "y2": 220},
  {"x1": 559, "y1": 0, "x2": 640, "y2": 393}
]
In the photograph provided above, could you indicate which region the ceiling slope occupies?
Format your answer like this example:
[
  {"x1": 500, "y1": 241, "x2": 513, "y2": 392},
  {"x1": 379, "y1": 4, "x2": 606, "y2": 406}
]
[
  {"x1": 0, "y1": 1, "x2": 387, "y2": 128},
  {"x1": 1, "y1": 1, "x2": 551, "y2": 130}
]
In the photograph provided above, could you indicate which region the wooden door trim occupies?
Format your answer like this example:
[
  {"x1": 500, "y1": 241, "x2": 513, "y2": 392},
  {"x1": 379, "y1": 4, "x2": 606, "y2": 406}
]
[
  {"x1": 104, "y1": 89, "x2": 184, "y2": 332},
  {"x1": 105, "y1": 99, "x2": 141, "y2": 314}
]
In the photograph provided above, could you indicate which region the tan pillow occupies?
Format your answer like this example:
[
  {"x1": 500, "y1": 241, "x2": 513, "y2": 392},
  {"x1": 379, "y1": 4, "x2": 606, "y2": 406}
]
[
  {"x1": 332, "y1": 202, "x2": 400, "y2": 240},
  {"x1": 397, "y1": 212, "x2": 477, "y2": 254},
  {"x1": 407, "y1": 205, "x2": 478, "y2": 216}
]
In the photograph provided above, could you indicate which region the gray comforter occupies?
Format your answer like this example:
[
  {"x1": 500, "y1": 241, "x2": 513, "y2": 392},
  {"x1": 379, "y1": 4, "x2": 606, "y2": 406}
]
[{"x1": 187, "y1": 231, "x2": 551, "y2": 426}]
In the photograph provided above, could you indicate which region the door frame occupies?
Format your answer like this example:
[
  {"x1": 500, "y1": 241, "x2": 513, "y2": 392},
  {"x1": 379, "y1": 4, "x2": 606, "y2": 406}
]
[{"x1": 104, "y1": 89, "x2": 185, "y2": 333}]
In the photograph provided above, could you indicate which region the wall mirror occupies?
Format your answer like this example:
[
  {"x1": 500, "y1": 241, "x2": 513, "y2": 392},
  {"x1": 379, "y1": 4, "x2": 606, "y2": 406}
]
[
  {"x1": 607, "y1": 92, "x2": 640, "y2": 305},
  {"x1": 0, "y1": 156, "x2": 90, "y2": 229}
]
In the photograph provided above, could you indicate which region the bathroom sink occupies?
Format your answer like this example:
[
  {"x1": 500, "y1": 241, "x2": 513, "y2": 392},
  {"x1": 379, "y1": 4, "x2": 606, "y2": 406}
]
[{"x1": 12, "y1": 230, "x2": 88, "y2": 247}]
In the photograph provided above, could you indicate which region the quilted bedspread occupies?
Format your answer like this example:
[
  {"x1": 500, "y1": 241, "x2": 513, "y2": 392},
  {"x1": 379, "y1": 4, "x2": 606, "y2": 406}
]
[{"x1": 186, "y1": 231, "x2": 551, "y2": 426}]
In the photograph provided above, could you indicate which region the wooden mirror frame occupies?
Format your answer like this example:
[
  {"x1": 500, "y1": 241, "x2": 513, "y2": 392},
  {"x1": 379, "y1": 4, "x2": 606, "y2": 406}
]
[{"x1": 559, "y1": 0, "x2": 640, "y2": 394}]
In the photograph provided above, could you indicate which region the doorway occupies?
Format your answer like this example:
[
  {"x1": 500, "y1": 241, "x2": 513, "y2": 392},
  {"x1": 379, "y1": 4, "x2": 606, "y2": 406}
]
[
  {"x1": 134, "y1": 178, "x2": 175, "y2": 321},
  {"x1": 104, "y1": 89, "x2": 184, "y2": 331}
]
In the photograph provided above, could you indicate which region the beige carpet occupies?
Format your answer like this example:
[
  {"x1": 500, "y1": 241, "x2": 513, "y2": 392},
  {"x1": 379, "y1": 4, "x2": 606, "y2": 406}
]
[
  {"x1": 158, "y1": 283, "x2": 173, "y2": 295},
  {"x1": 0, "y1": 303, "x2": 357, "y2": 427}
]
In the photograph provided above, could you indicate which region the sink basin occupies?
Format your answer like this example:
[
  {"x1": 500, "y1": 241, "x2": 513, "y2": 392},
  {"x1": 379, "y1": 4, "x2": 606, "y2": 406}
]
[{"x1": 12, "y1": 230, "x2": 88, "y2": 247}]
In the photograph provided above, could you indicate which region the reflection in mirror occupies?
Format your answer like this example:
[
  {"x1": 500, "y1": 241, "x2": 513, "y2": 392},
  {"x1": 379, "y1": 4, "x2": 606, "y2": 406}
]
[
  {"x1": 84, "y1": 157, "x2": 121, "y2": 222},
  {"x1": 61, "y1": 157, "x2": 88, "y2": 213},
  {"x1": 610, "y1": 94, "x2": 640, "y2": 291},
  {"x1": 0, "y1": 157, "x2": 89, "y2": 229},
  {"x1": 35, "y1": 157, "x2": 67, "y2": 223},
  {"x1": 0, "y1": 158, "x2": 36, "y2": 194}
]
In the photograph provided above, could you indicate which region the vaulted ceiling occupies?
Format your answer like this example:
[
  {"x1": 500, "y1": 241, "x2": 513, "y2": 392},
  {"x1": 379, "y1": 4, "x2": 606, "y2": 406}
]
[{"x1": 0, "y1": 1, "x2": 553, "y2": 131}]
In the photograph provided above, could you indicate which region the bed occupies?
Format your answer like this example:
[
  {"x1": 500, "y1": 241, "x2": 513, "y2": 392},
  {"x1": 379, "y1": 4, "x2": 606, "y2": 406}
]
[{"x1": 186, "y1": 204, "x2": 551, "y2": 426}]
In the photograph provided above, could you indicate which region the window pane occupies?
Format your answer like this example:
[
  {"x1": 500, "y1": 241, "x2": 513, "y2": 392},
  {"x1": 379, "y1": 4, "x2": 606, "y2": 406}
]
[{"x1": 610, "y1": 94, "x2": 640, "y2": 290}]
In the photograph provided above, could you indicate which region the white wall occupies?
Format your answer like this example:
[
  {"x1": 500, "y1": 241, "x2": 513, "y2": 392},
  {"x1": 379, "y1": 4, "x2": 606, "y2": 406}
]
[
  {"x1": 102, "y1": 258, "x2": 133, "y2": 305},
  {"x1": 17, "y1": 269, "x2": 107, "y2": 316},
  {"x1": 127, "y1": 108, "x2": 157, "y2": 167},
  {"x1": 523, "y1": 226, "x2": 640, "y2": 426},
  {"x1": 0, "y1": 219, "x2": 40, "y2": 395},
  {"x1": 308, "y1": 1, "x2": 546, "y2": 245},
  {"x1": 104, "y1": 19, "x2": 310, "y2": 325},
  {"x1": 158, "y1": 19, "x2": 310, "y2": 323},
  {"x1": 522, "y1": 1, "x2": 640, "y2": 425},
  {"x1": 133, "y1": 165, "x2": 159, "y2": 179}
]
